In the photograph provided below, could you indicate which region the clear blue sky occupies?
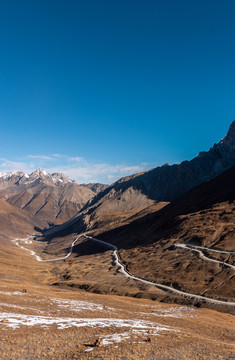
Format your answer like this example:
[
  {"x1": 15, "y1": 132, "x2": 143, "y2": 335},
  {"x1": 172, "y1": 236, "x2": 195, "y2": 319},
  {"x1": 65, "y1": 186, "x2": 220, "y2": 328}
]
[{"x1": 0, "y1": 0, "x2": 234, "y2": 183}]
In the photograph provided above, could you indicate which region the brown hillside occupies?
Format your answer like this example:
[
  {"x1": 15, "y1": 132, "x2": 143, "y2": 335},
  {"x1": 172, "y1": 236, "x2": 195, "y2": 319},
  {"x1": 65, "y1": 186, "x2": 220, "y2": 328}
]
[
  {"x1": 94, "y1": 166, "x2": 235, "y2": 303},
  {"x1": 0, "y1": 199, "x2": 42, "y2": 239}
]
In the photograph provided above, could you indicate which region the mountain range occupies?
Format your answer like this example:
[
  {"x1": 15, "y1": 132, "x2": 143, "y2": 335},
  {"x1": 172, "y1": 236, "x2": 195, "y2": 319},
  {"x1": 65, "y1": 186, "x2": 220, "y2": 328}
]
[
  {"x1": 0, "y1": 168, "x2": 96, "y2": 227},
  {"x1": 46, "y1": 120, "x2": 235, "y2": 237}
]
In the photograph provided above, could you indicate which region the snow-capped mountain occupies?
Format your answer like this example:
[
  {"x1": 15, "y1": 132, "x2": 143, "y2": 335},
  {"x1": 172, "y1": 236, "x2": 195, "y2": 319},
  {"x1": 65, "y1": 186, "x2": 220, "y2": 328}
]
[
  {"x1": 0, "y1": 168, "x2": 74, "y2": 187},
  {"x1": 0, "y1": 169, "x2": 96, "y2": 227}
]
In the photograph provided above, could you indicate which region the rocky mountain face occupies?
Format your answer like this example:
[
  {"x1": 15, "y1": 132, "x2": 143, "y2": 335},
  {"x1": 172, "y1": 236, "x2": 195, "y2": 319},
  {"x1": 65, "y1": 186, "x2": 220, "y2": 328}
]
[
  {"x1": 0, "y1": 169, "x2": 96, "y2": 227},
  {"x1": 47, "y1": 121, "x2": 235, "y2": 237}
]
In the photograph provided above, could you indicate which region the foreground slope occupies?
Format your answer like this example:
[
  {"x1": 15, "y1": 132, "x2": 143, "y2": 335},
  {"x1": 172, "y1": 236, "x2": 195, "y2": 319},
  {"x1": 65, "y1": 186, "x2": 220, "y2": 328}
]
[
  {"x1": 0, "y1": 169, "x2": 95, "y2": 227},
  {"x1": 0, "y1": 278, "x2": 234, "y2": 359}
]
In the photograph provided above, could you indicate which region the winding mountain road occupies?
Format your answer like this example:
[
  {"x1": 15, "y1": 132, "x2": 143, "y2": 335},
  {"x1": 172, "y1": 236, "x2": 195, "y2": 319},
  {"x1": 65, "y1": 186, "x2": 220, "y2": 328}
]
[
  {"x1": 84, "y1": 236, "x2": 235, "y2": 307},
  {"x1": 13, "y1": 235, "x2": 235, "y2": 307},
  {"x1": 175, "y1": 243, "x2": 235, "y2": 271},
  {"x1": 12, "y1": 237, "x2": 83, "y2": 262},
  {"x1": 177, "y1": 243, "x2": 234, "y2": 255}
]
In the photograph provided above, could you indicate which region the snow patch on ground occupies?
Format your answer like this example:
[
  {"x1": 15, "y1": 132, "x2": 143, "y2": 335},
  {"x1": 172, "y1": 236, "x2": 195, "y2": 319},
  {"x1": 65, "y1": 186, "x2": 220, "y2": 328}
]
[
  {"x1": 140, "y1": 305, "x2": 196, "y2": 318},
  {"x1": 0, "y1": 303, "x2": 45, "y2": 314},
  {"x1": 152, "y1": 306, "x2": 195, "y2": 318},
  {"x1": 0, "y1": 312, "x2": 176, "y2": 332},
  {"x1": 0, "y1": 291, "x2": 26, "y2": 296},
  {"x1": 101, "y1": 332, "x2": 131, "y2": 345},
  {"x1": 99, "y1": 325, "x2": 175, "y2": 346},
  {"x1": 52, "y1": 298, "x2": 105, "y2": 312}
]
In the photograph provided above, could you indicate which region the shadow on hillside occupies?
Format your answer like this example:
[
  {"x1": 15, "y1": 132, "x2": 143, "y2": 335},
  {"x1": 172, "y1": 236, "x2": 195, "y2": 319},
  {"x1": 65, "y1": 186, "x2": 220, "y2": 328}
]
[
  {"x1": 72, "y1": 238, "x2": 109, "y2": 257},
  {"x1": 96, "y1": 166, "x2": 235, "y2": 251},
  {"x1": 45, "y1": 166, "x2": 235, "y2": 252}
]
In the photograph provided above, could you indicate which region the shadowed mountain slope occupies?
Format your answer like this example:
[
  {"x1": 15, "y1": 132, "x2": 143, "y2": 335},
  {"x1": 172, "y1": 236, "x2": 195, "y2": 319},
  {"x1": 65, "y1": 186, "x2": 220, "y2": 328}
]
[
  {"x1": 46, "y1": 121, "x2": 235, "y2": 237},
  {"x1": 87, "y1": 120, "x2": 235, "y2": 205}
]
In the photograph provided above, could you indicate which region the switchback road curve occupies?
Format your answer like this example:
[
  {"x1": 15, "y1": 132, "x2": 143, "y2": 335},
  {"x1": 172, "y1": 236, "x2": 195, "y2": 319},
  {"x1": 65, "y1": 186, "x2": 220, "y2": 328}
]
[{"x1": 175, "y1": 243, "x2": 235, "y2": 271}]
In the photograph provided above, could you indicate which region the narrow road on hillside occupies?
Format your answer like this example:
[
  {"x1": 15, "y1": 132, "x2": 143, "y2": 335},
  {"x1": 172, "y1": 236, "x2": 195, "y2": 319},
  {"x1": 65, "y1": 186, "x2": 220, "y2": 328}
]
[
  {"x1": 13, "y1": 235, "x2": 235, "y2": 307},
  {"x1": 175, "y1": 243, "x2": 235, "y2": 271},
  {"x1": 83, "y1": 236, "x2": 235, "y2": 307},
  {"x1": 181, "y1": 244, "x2": 234, "y2": 255},
  {"x1": 12, "y1": 237, "x2": 83, "y2": 262}
]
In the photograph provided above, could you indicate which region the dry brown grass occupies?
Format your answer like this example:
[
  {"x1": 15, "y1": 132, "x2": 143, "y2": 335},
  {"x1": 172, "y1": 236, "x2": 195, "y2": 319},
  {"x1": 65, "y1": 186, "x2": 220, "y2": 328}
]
[{"x1": 0, "y1": 236, "x2": 234, "y2": 359}]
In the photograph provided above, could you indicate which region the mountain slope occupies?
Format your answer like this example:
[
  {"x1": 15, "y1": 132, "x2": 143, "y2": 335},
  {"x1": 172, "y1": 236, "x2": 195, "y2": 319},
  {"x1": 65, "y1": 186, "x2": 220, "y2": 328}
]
[
  {"x1": 95, "y1": 166, "x2": 235, "y2": 302},
  {"x1": 46, "y1": 120, "x2": 235, "y2": 237},
  {"x1": 88, "y1": 120, "x2": 235, "y2": 204},
  {"x1": 80, "y1": 183, "x2": 109, "y2": 194},
  {"x1": 0, "y1": 198, "x2": 42, "y2": 239},
  {"x1": 0, "y1": 169, "x2": 95, "y2": 227}
]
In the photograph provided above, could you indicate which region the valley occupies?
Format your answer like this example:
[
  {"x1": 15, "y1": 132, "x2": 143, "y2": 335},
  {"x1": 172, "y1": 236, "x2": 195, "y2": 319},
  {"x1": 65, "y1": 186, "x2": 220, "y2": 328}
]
[
  {"x1": 0, "y1": 121, "x2": 234, "y2": 359},
  {"x1": 0, "y1": 231, "x2": 235, "y2": 359}
]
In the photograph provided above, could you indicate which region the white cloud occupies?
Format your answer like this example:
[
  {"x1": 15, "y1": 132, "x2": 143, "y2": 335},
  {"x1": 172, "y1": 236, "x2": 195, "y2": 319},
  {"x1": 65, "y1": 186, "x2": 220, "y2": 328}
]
[
  {"x1": 69, "y1": 157, "x2": 83, "y2": 162},
  {"x1": 0, "y1": 155, "x2": 149, "y2": 184},
  {"x1": 119, "y1": 165, "x2": 145, "y2": 174},
  {"x1": 0, "y1": 159, "x2": 35, "y2": 174},
  {"x1": 27, "y1": 155, "x2": 54, "y2": 160},
  {"x1": 48, "y1": 163, "x2": 147, "y2": 184},
  {"x1": 51, "y1": 154, "x2": 63, "y2": 158}
]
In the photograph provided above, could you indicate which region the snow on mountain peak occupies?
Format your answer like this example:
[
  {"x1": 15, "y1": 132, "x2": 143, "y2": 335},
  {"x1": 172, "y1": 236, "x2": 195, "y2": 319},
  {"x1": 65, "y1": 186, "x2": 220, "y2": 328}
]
[
  {"x1": 0, "y1": 171, "x2": 25, "y2": 179},
  {"x1": 30, "y1": 168, "x2": 48, "y2": 177},
  {"x1": 0, "y1": 169, "x2": 74, "y2": 185},
  {"x1": 51, "y1": 172, "x2": 73, "y2": 184}
]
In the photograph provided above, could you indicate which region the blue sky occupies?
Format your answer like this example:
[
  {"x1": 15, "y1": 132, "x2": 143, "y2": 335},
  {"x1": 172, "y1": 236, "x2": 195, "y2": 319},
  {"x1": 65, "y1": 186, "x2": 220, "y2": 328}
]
[{"x1": 0, "y1": 0, "x2": 234, "y2": 183}]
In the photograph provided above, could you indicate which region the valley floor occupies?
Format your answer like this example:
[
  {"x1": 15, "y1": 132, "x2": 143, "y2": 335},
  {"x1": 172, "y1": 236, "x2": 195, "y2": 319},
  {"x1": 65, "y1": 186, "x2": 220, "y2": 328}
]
[{"x1": 0, "y1": 235, "x2": 235, "y2": 359}]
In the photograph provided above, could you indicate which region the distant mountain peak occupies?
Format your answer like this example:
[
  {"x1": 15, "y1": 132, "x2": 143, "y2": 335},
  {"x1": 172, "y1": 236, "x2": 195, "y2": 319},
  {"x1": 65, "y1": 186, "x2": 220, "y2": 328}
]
[
  {"x1": 31, "y1": 168, "x2": 48, "y2": 177},
  {"x1": 51, "y1": 172, "x2": 74, "y2": 184},
  {"x1": 0, "y1": 171, "x2": 25, "y2": 179},
  {"x1": 0, "y1": 168, "x2": 74, "y2": 185},
  {"x1": 0, "y1": 169, "x2": 97, "y2": 227},
  {"x1": 222, "y1": 120, "x2": 235, "y2": 150},
  {"x1": 26, "y1": 169, "x2": 74, "y2": 184}
]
